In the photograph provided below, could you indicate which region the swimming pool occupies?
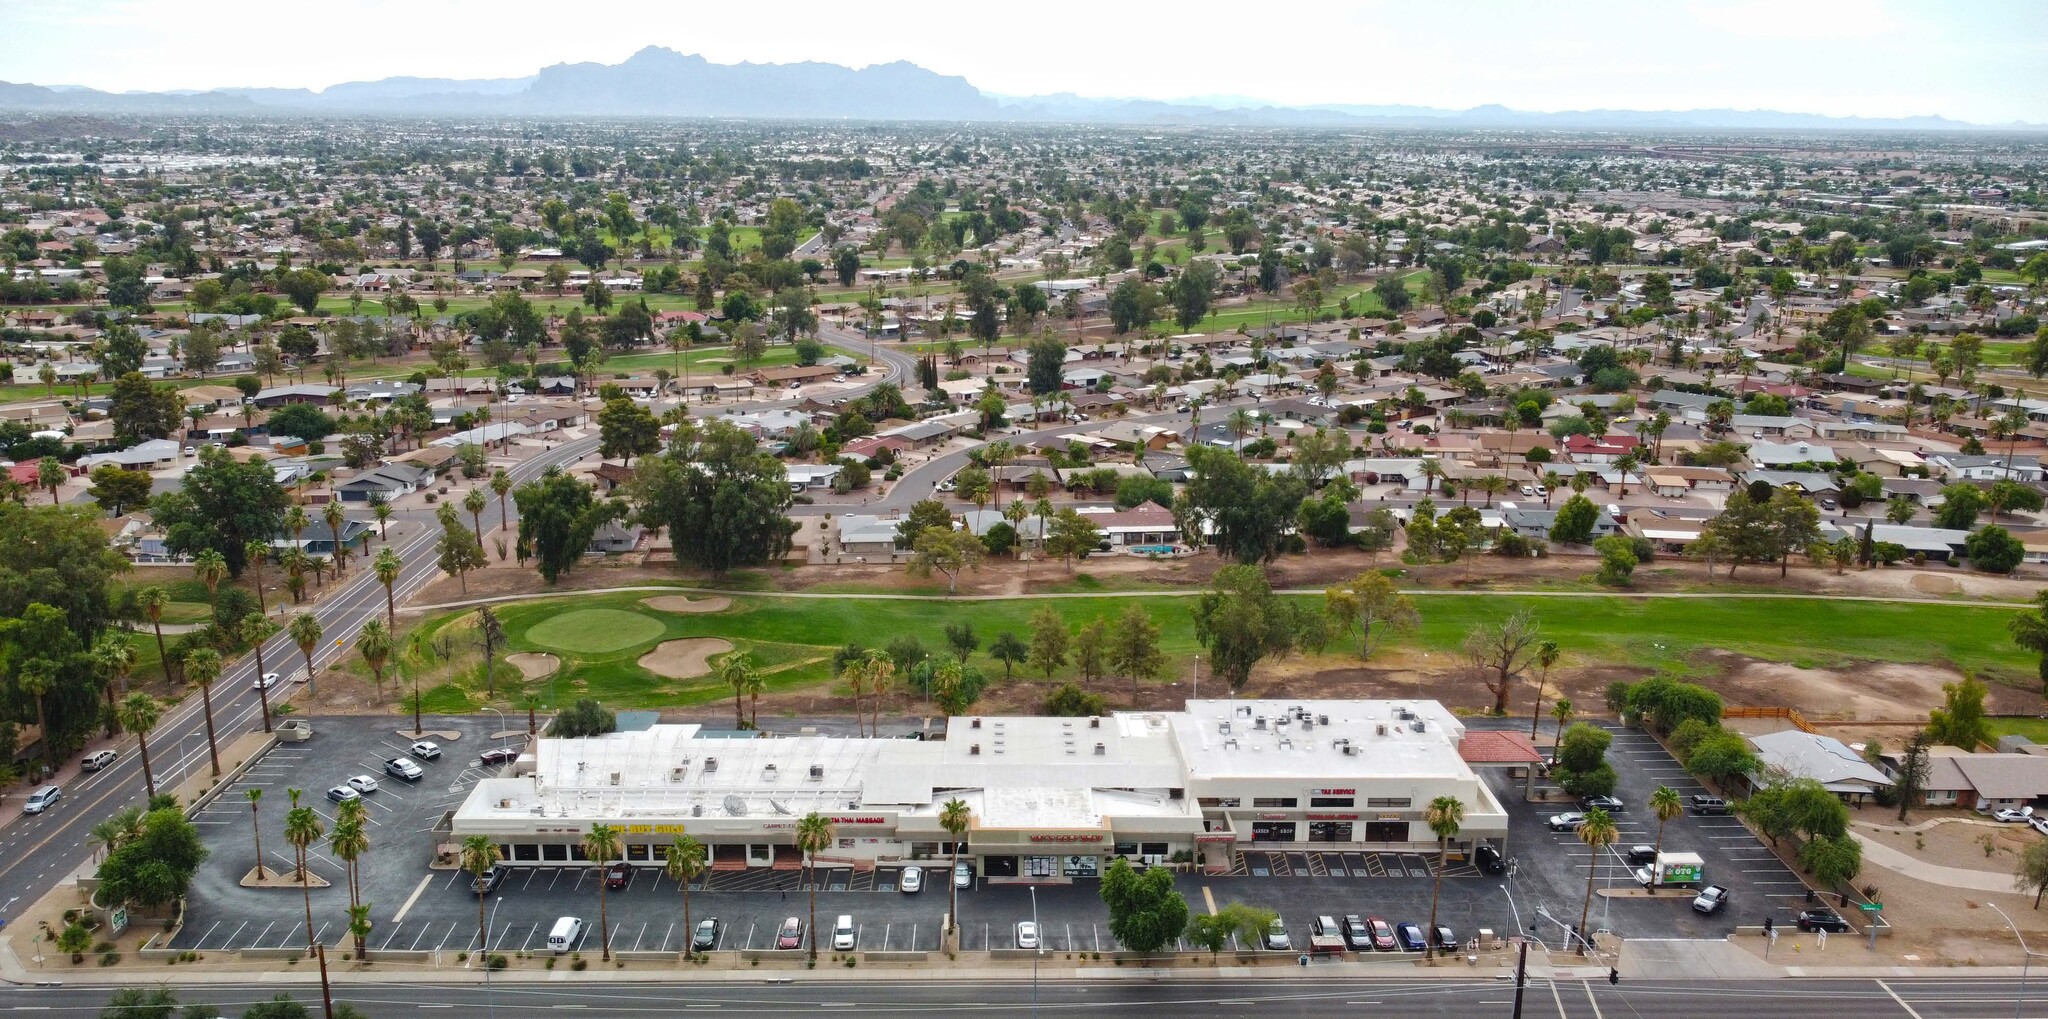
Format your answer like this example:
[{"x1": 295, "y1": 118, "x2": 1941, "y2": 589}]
[{"x1": 1128, "y1": 544, "x2": 1178, "y2": 555}]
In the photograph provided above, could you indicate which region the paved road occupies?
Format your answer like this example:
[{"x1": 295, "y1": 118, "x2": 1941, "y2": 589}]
[
  {"x1": 0, "y1": 975, "x2": 2038, "y2": 1017},
  {"x1": 0, "y1": 435, "x2": 601, "y2": 922}
]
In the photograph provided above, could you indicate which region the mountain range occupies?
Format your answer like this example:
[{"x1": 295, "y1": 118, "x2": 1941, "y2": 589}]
[{"x1": 0, "y1": 46, "x2": 2035, "y2": 131}]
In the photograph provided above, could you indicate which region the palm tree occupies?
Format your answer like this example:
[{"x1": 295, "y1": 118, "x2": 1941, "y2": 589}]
[
  {"x1": 246, "y1": 788, "x2": 267, "y2": 880},
  {"x1": 665, "y1": 835, "x2": 708, "y2": 958},
  {"x1": 329, "y1": 803, "x2": 370, "y2": 956},
  {"x1": 1423, "y1": 795, "x2": 1465, "y2": 961},
  {"x1": 373, "y1": 546, "x2": 403, "y2": 628},
  {"x1": 490, "y1": 469, "x2": 513, "y2": 557},
  {"x1": 192, "y1": 549, "x2": 229, "y2": 618},
  {"x1": 1576, "y1": 808, "x2": 1619, "y2": 955},
  {"x1": 461, "y1": 835, "x2": 503, "y2": 958},
  {"x1": 1531, "y1": 640, "x2": 1560, "y2": 739},
  {"x1": 140, "y1": 586, "x2": 173, "y2": 684},
  {"x1": 290, "y1": 612, "x2": 324, "y2": 697},
  {"x1": 118, "y1": 693, "x2": 162, "y2": 798},
  {"x1": 183, "y1": 647, "x2": 224, "y2": 777},
  {"x1": 794, "y1": 813, "x2": 836, "y2": 962},
  {"x1": 18, "y1": 660, "x2": 54, "y2": 773},
  {"x1": 521, "y1": 693, "x2": 543, "y2": 737},
  {"x1": 1541, "y1": 470, "x2": 1562, "y2": 508},
  {"x1": 1647, "y1": 786, "x2": 1683, "y2": 894},
  {"x1": 369, "y1": 496, "x2": 392, "y2": 542},
  {"x1": 90, "y1": 633, "x2": 135, "y2": 738},
  {"x1": 582, "y1": 824, "x2": 622, "y2": 962},
  {"x1": 1418, "y1": 458, "x2": 1446, "y2": 495},
  {"x1": 322, "y1": 501, "x2": 350, "y2": 574},
  {"x1": 243, "y1": 540, "x2": 272, "y2": 612},
  {"x1": 357, "y1": 619, "x2": 393, "y2": 693},
  {"x1": 1552, "y1": 697, "x2": 1575, "y2": 733},
  {"x1": 940, "y1": 798, "x2": 972, "y2": 938},
  {"x1": 464, "y1": 487, "x2": 489, "y2": 545},
  {"x1": 718, "y1": 653, "x2": 758, "y2": 730},
  {"x1": 283, "y1": 789, "x2": 326, "y2": 956},
  {"x1": 1477, "y1": 474, "x2": 1508, "y2": 507},
  {"x1": 241, "y1": 615, "x2": 280, "y2": 733}
]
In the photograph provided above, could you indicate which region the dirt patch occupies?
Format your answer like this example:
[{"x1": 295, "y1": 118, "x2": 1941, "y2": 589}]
[
  {"x1": 506, "y1": 653, "x2": 559, "y2": 680},
  {"x1": 639, "y1": 638, "x2": 736, "y2": 679},
  {"x1": 1855, "y1": 812, "x2": 2039, "y2": 875},
  {"x1": 1711, "y1": 657, "x2": 1970, "y2": 721},
  {"x1": 241, "y1": 866, "x2": 329, "y2": 889},
  {"x1": 640, "y1": 595, "x2": 733, "y2": 614},
  {"x1": 1910, "y1": 574, "x2": 1963, "y2": 596}
]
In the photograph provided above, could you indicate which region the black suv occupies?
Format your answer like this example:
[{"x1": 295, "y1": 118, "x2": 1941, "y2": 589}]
[
  {"x1": 1474, "y1": 845, "x2": 1505, "y2": 874},
  {"x1": 1797, "y1": 909, "x2": 1851, "y2": 933}
]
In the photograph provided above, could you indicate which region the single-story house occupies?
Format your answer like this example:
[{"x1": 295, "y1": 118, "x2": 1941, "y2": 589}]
[
  {"x1": 786, "y1": 463, "x2": 843, "y2": 491},
  {"x1": 835, "y1": 514, "x2": 904, "y2": 556},
  {"x1": 78, "y1": 438, "x2": 182, "y2": 471},
  {"x1": 1879, "y1": 747, "x2": 2048, "y2": 811},
  {"x1": 587, "y1": 520, "x2": 644, "y2": 554},
  {"x1": 1743, "y1": 730, "x2": 1891, "y2": 804},
  {"x1": 335, "y1": 462, "x2": 432, "y2": 503}
]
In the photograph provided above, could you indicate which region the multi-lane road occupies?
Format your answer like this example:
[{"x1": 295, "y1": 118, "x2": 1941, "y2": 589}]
[{"x1": 0, "y1": 975, "x2": 2039, "y2": 1017}]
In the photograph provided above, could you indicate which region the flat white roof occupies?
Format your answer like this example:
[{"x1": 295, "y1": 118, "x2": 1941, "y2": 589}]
[{"x1": 1173, "y1": 699, "x2": 1471, "y2": 781}]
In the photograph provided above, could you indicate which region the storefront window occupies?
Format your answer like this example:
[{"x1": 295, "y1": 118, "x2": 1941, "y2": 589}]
[
  {"x1": 1307, "y1": 821, "x2": 1353, "y2": 843},
  {"x1": 1251, "y1": 797, "x2": 1298, "y2": 808},
  {"x1": 1063, "y1": 855, "x2": 1098, "y2": 877},
  {"x1": 1365, "y1": 820, "x2": 1407, "y2": 842},
  {"x1": 1309, "y1": 797, "x2": 1354, "y2": 808},
  {"x1": 513, "y1": 843, "x2": 540, "y2": 861},
  {"x1": 625, "y1": 843, "x2": 651, "y2": 861},
  {"x1": 1250, "y1": 822, "x2": 1296, "y2": 842},
  {"x1": 1026, "y1": 855, "x2": 1058, "y2": 878},
  {"x1": 541, "y1": 843, "x2": 568, "y2": 861},
  {"x1": 1140, "y1": 842, "x2": 1169, "y2": 857},
  {"x1": 1114, "y1": 841, "x2": 1139, "y2": 856}
]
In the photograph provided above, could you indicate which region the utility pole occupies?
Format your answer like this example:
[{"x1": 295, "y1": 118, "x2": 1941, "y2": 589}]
[
  {"x1": 1510, "y1": 936, "x2": 1529, "y2": 1019},
  {"x1": 316, "y1": 942, "x2": 334, "y2": 1019}
]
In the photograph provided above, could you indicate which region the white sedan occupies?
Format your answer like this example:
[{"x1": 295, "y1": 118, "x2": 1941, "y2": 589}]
[
  {"x1": 346, "y1": 775, "x2": 380, "y2": 794},
  {"x1": 1992, "y1": 807, "x2": 2035, "y2": 823},
  {"x1": 254, "y1": 672, "x2": 283, "y2": 691},
  {"x1": 1016, "y1": 921, "x2": 1040, "y2": 950}
]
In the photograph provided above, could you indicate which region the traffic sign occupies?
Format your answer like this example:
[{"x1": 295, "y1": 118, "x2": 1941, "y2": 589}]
[{"x1": 1858, "y1": 902, "x2": 1882, "y2": 911}]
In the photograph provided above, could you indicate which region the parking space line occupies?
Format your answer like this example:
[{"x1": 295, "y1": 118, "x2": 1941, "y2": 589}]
[
  {"x1": 631, "y1": 922, "x2": 647, "y2": 951},
  {"x1": 410, "y1": 923, "x2": 432, "y2": 950},
  {"x1": 391, "y1": 873, "x2": 435, "y2": 924},
  {"x1": 521, "y1": 922, "x2": 539, "y2": 952},
  {"x1": 379, "y1": 923, "x2": 406, "y2": 950},
  {"x1": 252, "y1": 921, "x2": 275, "y2": 948},
  {"x1": 660, "y1": 922, "x2": 675, "y2": 952}
]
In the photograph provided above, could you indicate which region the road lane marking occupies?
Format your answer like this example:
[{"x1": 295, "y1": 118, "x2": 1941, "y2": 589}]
[
  {"x1": 391, "y1": 873, "x2": 435, "y2": 924},
  {"x1": 1877, "y1": 980, "x2": 1925, "y2": 1019}
]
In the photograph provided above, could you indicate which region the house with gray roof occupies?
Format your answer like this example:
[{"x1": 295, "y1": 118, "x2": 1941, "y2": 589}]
[{"x1": 1744, "y1": 730, "x2": 1891, "y2": 804}]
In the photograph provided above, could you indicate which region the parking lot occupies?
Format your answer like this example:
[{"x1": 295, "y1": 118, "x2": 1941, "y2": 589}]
[{"x1": 168, "y1": 716, "x2": 1809, "y2": 957}]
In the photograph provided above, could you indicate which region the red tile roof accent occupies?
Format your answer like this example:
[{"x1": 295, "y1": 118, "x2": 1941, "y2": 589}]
[{"x1": 1458, "y1": 729, "x2": 1544, "y2": 765}]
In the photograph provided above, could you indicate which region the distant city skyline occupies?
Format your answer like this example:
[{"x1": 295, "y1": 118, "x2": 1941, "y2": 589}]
[{"x1": 5, "y1": 0, "x2": 2045, "y2": 124}]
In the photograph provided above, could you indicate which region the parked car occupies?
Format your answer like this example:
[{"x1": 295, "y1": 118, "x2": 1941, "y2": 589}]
[
  {"x1": 604, "y1": 862, "x2": 629, "y2": 889},
  {"x1": 2031, "y1": 814, "x2": 2048, "y2": 838},
  {"x1": 1394, "y1": 922, "x2": 1427, "y2": 952},
  {"x1": 254, "y1": 672, "x2": 283, "y2": 691},
  {"x1": 472, "y1": 866, "x2": 504, "y2": 895},
  {"x1": 325, "y1": 785, "x2": 359, "y2": 804},
  {"x1": 1547, "y1": 812, "x2": 1587, "y2": 831},
  {"x1": 691, "y1": 918, "x2": 719, "y2": 952},
  {"x1": 80, "y1": 750, "x2": 117, "y2": 772},
  {"x1": 345, "y1": 774, "x2": 379, "y2": 794},
  {"x1": 1690, "y1": 794, "x2": 1729, "y2": 815},
  {"x1": 384, "y1": 757, "x2": 424, "y2": 781},
  {"x1": 1262, "y1": 918, "x2": 1291, "y2": 951},
  {"x1": 22, "y1": 786, "x2": 60, "y2": 814},
  {"x1": 1433, "y1": 925, "x2": 1458, "y2": 953},
  {"x1": 1692, "y1": 885, "x2": 1730, "y2": 915},
  {"x1": 831, "y1": 914, "x2": 856, "y2": 951},
  {"x1": 954, "y1": 862, "x2": 973, "y2": 888},
  {"x1": 776, "y1": 917, "x2": 803, "y2": 949},
  {"x1": 1015, "y1": 920, "x2": 1039, "y2": 950},
  {"x1": 409, "y1": 741, "x2": 442, "y2": 761},
  {"x1": 1366, "y1": 916, "x2": 1396, "y2": 951},
  {"x1": 1625, "y1": 845, "x2": 1659, "y2": 865},
  {"x1": 1474, "y1": 844, "x2": 1505, "y2": 874},
  {"x1": 480, "y1": 746, "x2": 520, "y2": 766},
  {"x1": 899, "y1": 865, "x2": 923, "y2": 894},
  {"x1": 1991, "y1": 807, "x2": 2035, "y2": 823},
  {"x1": 1580, "y1": 795, "x2": 1625, "y2": 813},
  {"x1": 1797, "y1": 909, "x2": 1851, "y2": 933},
  {"x1": 1342, "y1": 914, "x2": 1372, "y2": 950}
]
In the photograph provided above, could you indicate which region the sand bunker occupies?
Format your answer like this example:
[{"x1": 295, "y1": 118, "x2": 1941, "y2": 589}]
[
  {"x1": 507, "y1": 652, "x2": 559, "y2": 680},
  {"x1": 641, "y1": 595, "x2": 733, "y2": 614},
  {"x1": 638, "y1": 638, "x2": 735, "y2": 679}
]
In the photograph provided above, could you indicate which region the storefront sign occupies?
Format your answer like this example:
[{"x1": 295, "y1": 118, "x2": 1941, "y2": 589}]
[
  {"x1": 1196, "y1": 834, "x2": 1237, "y2": 844},
  {"x1": 535, "y1": 826, "x2": 583, "y2": 835},
  {"x1": 827, "y1": 816, "x2": 888, "y2": 825},
  {"x1": 1306, "y1": 813, "x2": 1358, "y2": 821},
  {"x1": 1029, "y1": 833, "x2": 1104, "y2": 843},
  {"x1": 1257, "y1": 813, "x2": 1289, "y2": 820},
  {"x1": 1314, "y1": 788, "x2": 1356, "y2": 796},
  {"x1": 624, "y1": 823, "x2": 689, "y2": 835}
]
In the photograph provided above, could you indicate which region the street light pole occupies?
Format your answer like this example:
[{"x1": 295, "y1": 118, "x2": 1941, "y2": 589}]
[
  {"x1": 485, "y1": 895, "x2": 508, "y2": 1019},
  {"x1": 1030, "y1": 886, "x2": 1042, "y2": 1019},
  {"x1": 1986, "y1": 902, "x2": 2042, "y2": 1019}
]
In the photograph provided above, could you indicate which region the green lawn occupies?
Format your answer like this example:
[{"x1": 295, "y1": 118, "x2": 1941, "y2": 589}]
[
  {"x1": 1989, "y1": 716, "x2": 2048, "y2": 744},
  {"x1": 410, "y1": 589, "x2": 2035, "y2": 713}
]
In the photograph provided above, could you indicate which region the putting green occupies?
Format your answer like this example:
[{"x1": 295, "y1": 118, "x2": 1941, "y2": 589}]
[{"x1": 523, "y1": 609, "x2": 666, "y2": 654}]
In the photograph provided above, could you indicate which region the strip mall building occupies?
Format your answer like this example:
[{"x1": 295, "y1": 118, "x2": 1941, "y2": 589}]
[{"x1": 451, "y1": 699, "x2": 1527, "y2": 876}]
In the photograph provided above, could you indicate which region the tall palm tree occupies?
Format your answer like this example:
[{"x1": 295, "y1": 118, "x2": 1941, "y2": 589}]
[
  {"x1": 140, "y1": 586, "x2": 173, "y2": 684},
  {"x1": 464, "y1": 487, "x2": 489, "y2": 544},
  {"x1": 243, "y1": 540, "x2": 272, "y2": 612},
  {"x1": 192, "y1": 549, "x2": 229, "y2": 618},
  {"x1": 117, "y1": 693, "x2": 161, "y2": 798},
  {"x1": 665, "y1": 835, "x2": 708, "y2": 958},
  {"x1": 940, "y1": 798, "x2": 972, "y2": 937},
  {"x1": 582, "y1": 824, "x2": 622, "y2": 962},
  {"x1": 461, "y1": 835, "x2": 503, "y2": 958},
  {"x1": 369, "y1": 496, "x2": 392, "y2": 542},
  {"x1": 329, "y1": 803, "x2": 370, "y2": 956},
  {"x1": 246, "y1": 788, "x2": 266, "y2": 880},
  {"x1": 285, "y1": 505, "x2": 311, "y2": 556},
  {"x1": 1647, "y1": 786, "x2": 1683, "y2": 894},
  {"x1": 19, "y1": 660, "x2": 54, "y2": 773},
  {"x1": 794, "y1": 813, "x2": 836, "y2": 962},
  {"x1": 284, "y1": 788, "x2": 326, "y2": 957},
  {"x1": 183, "y1": 647, "x2": 224, "y2": 777},
  {"x1": 1423, "y1": 795, "x2": 1465, "y2": 961},
  {"x1": 1530, "y1": 640, "x2": 1560, "y2": 739},
  {"x1": 91, "y1": 633, "x2": 135, "y2": 738},
  {"x1": 1552, "y1": 698, "x2": 1575, "y2": 733},
  {"x1": 322, "y1": 501, "x2": 350, "y2": 574},
  {"x1": 241, "y1": 614, "x2": 281, "y2": 733},
  {"x1": 290, "y1": 612, "x2": 324, "y2": 697},
  {"x1": 1575, "y1": 808, "x2": 1619, "y2": 955},
  {"x1": 374, "y1": 546, "x2": 403, "y2": 628},
  {"x1": 357, "y1": 619, "x2": 393, "y2": 693},
  {"x1": 718, "y1": 653, "x2": 758, "y2": 730},
  {"x1": 490, "y1": 469, "x2": 513, "y2": 556}
]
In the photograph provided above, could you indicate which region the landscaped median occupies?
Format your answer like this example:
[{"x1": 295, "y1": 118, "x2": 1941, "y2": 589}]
[{"x1": 393, "y1": 586, "x2": 2041, "y2": 715}]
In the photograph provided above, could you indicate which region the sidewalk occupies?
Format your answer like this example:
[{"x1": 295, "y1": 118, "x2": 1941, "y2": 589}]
[{"x1": 1849, "y1": 832, "x2": 2019, "y2": 893}]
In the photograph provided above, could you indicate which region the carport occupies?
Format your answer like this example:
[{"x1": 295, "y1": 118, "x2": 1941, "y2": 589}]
[{"x1": 1457, "y1": 728, "x2": 1544, "y2": 855}]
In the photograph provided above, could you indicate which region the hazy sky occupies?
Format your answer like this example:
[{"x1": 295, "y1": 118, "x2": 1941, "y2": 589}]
[{"x1": 6, "y1": 0, "x2": 2045, "y2": 123}]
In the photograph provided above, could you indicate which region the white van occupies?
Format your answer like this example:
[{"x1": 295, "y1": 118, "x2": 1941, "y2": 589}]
[
  {"x1": 831, "y1": 914, "x2": 856, "y2": 951},
  {"x1": 547, "y1": 916, "x2": 585, "y2": 954}
]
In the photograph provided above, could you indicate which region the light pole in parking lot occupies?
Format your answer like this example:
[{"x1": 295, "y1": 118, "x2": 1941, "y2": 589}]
[
  {"x1": 484, "y1": 895, "x2": 508, "y2": 1019},
  {"x1": 1030, "y1": 886, "x2": 1042, "y2": 1019}
]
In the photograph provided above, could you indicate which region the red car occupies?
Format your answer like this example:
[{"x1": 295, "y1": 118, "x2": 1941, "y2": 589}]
[
  {"x1": 604, "y1": 862, "x2": 630, "y2": 889},
  {"x1": 1366, "y1": 916, "x2": 1397, "y2": 951},
  {"x1": 480, "y1": 746, "x2": 520, "y2": 766},
  {"x1": 776, "y1": 916, "x2": 803, "y2": 949}
]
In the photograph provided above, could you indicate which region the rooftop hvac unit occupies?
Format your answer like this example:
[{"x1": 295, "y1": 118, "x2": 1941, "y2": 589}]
[
  {"x1": 1254, "y1": 716, "x2": 1268, "y2": 730},
  {"x1": 1376, "y1": 723, "x2": 1387, "y2": 736},
  {"x1": 970, "y1": 744, "x2": 981, "y2": 755},
  {"x1": 498, "y1": 798, "x2": 513, "y2": 809},
  {"x1": 691, "y1": 804, "x2": 703, "y2": 817},
  {"x1": 808, "y1": 765, "x2": 824, "y2": 781},
  {"x1": 1093, "y1": 743, "x2": 1106, "y2": 755},
  {"x1": 1220, "y1": 720, "x2": 1232, "y2": 735},
  {"x1": 670, "y1": 767, "x2": 686, "y2": 782},
  {"x1": 1319, "y1": 714, "x2": 1331, "y2": 726},
  {"x1": 1279, "y1": 738, "x2": 1294, "y2": 750},
  {"x1": 763, "y1": 763, "x2": 779, "y2": 781},
  {"x1": 972, "y1": 718, "x2": 982, "y2": 729},
  {"x1": 1090, "y1": 716, "x2": 1101, "y2": 728},
  {"x1": 1223, "y1": 738, "x2": 1239, "y2": 750},
  {"x1": 1302, "y1": 718, "x2": 1315, "y2": 731},
  {"x1": 609, "y1": 772, "x2": 621, "y2": 786},
  {"x1": 704, "y1": 757, "x2": 719, "y2": 774},
  {"x1": 1343, "y1": 744, "x2": 1360, "y2": 757},
  {"x1": 1396, "y1": 707, "x2": 1413, "y2": 721},
  {"x1": 1412, "y1": 720, "x2": 1426, "y2": 732},
  {"x1": 1169, "y1": 788, "x2": 1184, "y2": 800}
]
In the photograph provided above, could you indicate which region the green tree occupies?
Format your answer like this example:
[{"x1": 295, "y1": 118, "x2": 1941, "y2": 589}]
[
  {"x1": 1190, "y1": 565, "x2": 1302, "y2": 691},
  {"x1": 1935, "y1": 483, "x2": 1989, "y2": 530},
  {"x1": 1648, "y1": 786, "x2": 1683, "y2": 892},
  {"x1": 1927, "y1": 673, "x2": 1993, "y2": 749},
  {"x1": 1099, "y1": 857, "x2": 1189, "y2": 954},
  {"x1": 514, "y1": 467, "x2": 612, "y2": 585},
  {"x1": 1575, "y1": 809, "x2": 1618, "y2": 954},
  {"x1": 1177, "y1": 445, "x2": 1307, "y2": 564},
  {"x1": 597, "y1": 397, "x2": 660, "y2": 465},
  {"x1": 1965, "y1": 525, "x2": 2026, "y2": 574},
  {"x1": 909, "y1": 527, "x2": 985, "y2": 595},
  {"x1": 98, "y1": 986, "x2": 183, "y2": 1018},
  {"x1": 547, "y1": 697, "x2": 617, "y2": 738},
  {"x1": 1549, "y1": 494, "x2": 1599, "y2": 544},
  {"x1": 1799, "y1": 833, "x2": 1863, "y2": 890},
  {"x1": 1108, "y1": 603, "x2": 1165, "y2": 706},
  {"x1": 107, "y1": 372, "x2": 182, "y2": 444},
  {"x1": 2016, "y1": 840, "x2": 2048, "y2": 909},
  {"x1": 1027, "y1": 607, "x2": 1069, "y2": 679},
  {"x1": 150, "y1": 447, "x2": 290, "y2": 576},
  {"x1": 2009, "y1": 589, "x2": 2048, "y2": 694},
  {"x1": 1552, "y1": 722, "x2": 1617, "y2": 798},
  {"x1": 988, "y1": 632, "x2": 1029, "y2": 680},
  {"x1": 1043, "y1": 508, "x2": 1103, "y2": 570},
  {"x1": 629, "y1": 421, "x2": 797, "y2": 573},
  {"x1": 117, "y1": 693, "x2": 161, "y2": 798},
  {"x1": 583, "y1": 823, "x2": 622, "y2": 961},
  {"x1": 940, "y1": 798, "x2": 971, "y2": 935},
  {"x1": 1323, "y1": 571, "x2": 1418, "y2": 660},
  {"x1": 1594, "y1": 535, "x2": 1639, "y2": 586},
  {"x1": 183, "y1": 647, "x2": 223, "y2": 777},
  {"x1": 86, "y1": 464, "x2": 153, "y2": 515}
]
